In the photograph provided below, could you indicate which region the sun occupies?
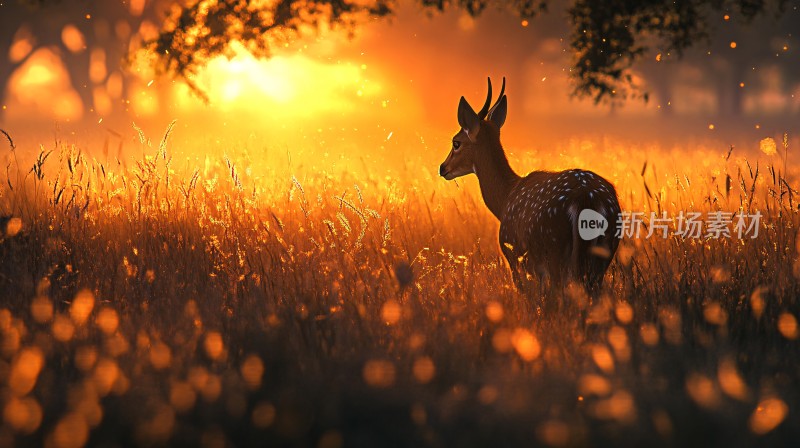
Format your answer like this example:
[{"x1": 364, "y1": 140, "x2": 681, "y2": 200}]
[
  {"x1": 210, "y1": 55, "x2": 296, "y2": 104},
  {"x1": 179, "y1": 43, "x2": 380, "y2": 117}
]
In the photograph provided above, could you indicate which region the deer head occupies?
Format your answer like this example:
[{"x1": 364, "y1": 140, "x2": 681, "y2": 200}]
[{"x1": 439, "y1": 77, "x2": 508, "y2": 180}]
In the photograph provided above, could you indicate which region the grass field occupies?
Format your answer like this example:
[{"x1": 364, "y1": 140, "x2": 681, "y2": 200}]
[{"x1": 0, "y1": 125, "x2": 799, "y2": 447}]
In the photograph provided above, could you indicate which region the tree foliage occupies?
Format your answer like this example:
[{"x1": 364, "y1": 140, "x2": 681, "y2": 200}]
[
  {"x1": 148, "y1": 0, "x2": 547, "y2": 97},
  {"x1": 567, "y1": 0, "x2": 793, "y2": 102},
  {"x1": 146, "y1": 0, "x2": 792, "y2": 103},
  {"x1": 4, "y1": 0, "x2": 794, "y2": 104},
  {"x1": 148, "y1": 0, "x2": 393, "y2": 97}
]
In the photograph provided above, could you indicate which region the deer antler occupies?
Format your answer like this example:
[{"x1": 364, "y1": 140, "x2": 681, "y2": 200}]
[
  {"x1": 477, "y1": 77, "x2": 493, "y2": 119},
  {"x1": 487, "y1": 77, "x2": 506, "y2": 119}
]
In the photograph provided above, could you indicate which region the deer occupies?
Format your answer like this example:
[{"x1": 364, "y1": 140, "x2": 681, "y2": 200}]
[{"x1": 438, "y1": 77, "x2": 621, "y2": 301}]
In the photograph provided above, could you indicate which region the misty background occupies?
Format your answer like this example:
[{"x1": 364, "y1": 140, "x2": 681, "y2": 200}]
[{"x1": 1, "y1": 0, "x2": 798, "y2": 164}]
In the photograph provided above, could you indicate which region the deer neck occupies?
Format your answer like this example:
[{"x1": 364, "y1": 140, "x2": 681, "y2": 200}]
[{"x1": 474, "y1": 133, "x2": 519, "y2": 220}]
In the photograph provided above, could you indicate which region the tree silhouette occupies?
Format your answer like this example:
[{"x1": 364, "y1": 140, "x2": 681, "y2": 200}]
[
  {"x1": 635, "y1": 3, "x2": 799, "y2": 116},
  {"x1": 1, "y1": 0, "x2": 795, "y2": 118},
  {"x1": 567, "y1": 0, "x2": 794, "y2": 104},
  {"x1": 147, "y1": 0, "x2": 394, "y2": 99},
  {"x1": 147, "y1": 0, "x2": 795, "y2": 104}
]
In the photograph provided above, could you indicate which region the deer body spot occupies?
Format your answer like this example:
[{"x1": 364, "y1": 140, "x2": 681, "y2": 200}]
[{"x1": 498, "y1": 169, "x2": 621, "y2": 291}]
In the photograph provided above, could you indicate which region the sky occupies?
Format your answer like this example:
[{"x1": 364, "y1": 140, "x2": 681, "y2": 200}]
[{"x1": 1, "y1": 0, "x2": 799, "y2": 167}]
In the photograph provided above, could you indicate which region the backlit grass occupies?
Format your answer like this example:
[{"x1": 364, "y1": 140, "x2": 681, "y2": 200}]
[{"x1": 0, "y1": 126, "x2": 798, "y2": 447}]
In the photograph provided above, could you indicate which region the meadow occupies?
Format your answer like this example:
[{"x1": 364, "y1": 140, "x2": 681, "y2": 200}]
[{"x1": 0, "y1": 124, "x2": 799, "y2": 447}]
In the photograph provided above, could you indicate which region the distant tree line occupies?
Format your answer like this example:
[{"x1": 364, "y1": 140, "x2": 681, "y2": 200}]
[{"x1": 0, "y1": 0, "x2": 796, "y2": 120}]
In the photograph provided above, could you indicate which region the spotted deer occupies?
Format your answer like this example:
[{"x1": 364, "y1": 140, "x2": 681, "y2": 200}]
[{"x1": 439, "y1": 78, "x2": 621, "y2": 296}]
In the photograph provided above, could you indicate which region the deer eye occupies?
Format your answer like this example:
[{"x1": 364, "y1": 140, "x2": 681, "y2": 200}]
[{"x1": 453, "y1": 140, "x2": 461, "y2": 150}]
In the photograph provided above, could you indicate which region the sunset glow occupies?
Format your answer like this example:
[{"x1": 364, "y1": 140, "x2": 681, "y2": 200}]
[
  {"x1": 192, "y1": 47, "x2": 380, "y2": 115},
  {"x1": 1, "y1": 1, "x2": 800, "y2": 446},
  {"x1": 7, "y1": 48, "x2": 83, "y2": 120}
]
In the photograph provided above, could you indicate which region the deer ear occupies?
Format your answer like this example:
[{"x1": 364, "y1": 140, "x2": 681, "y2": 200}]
[
  {"x1": 457, "y1": 96, "x2": 480, "y2": 141},
  {"x1": 488, "y1": 95, "x2": 507, "y2": 129}
]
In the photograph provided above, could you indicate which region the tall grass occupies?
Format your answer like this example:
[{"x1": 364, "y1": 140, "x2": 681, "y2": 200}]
[{"x1": 0, "y1": 126, "x2": 798, "y2": 447}]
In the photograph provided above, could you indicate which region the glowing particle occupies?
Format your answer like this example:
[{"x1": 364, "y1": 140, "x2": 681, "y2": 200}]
[
  {"x1": 724, "y1": 14, "x2": 730, "y2": 20},
  {"x1": 204, "y1": 332, "x2": 224, "y2": 360},
  {"x1": 94, "y1": 358, "x2": 122, "y2": 396},
  {"x1": 739, "y1": 82, "x2": 745, "y2": 88},
  {"x1": 594, "y1": 390, "x2": 636, "y2": 422},
  {"x1": 730, "y1": 41, "x2": 737, "y2": 49},
  {"x1": 31, "y1": 296, "x2": 53, "y2": 323},
  {"x1": 240, "y1": 355, "x2": 264, "y2": 390},
  {"x1": 8, "y1": 347, "x2": 44, "y2": 396},
  {"x1": 95, "y1": 307, "x2": 119, "y2": 334},
  {"x1": 3, "y1": 396, "x2": 43, "y2": 433},
  {"x1": 105, "y1": 332, "x2": 130, "y2": 357},
  {"x1": 412, "y1": 357, "x2": 435, "y2": 383},
  {"x1": 74, "y1": 346, "x2": 97, "y2": 371},
  {"x1": 70, "y1": 289, "x2": 95, "y2": 326},
  {"x1": 608, "y1": 326, "x2": 629, "y2": 360},
  {"x1": 198, "y1": 371, "x2": 222, "y2": 402},
  {"x1": 656, "y1": 53, "x2": 662, "y2": 62},
  {"x1": 363, "y1": 359, "x2": 395, "y2": 388},
  {"x1": 492, "y1": 329, "x2": 513, "y2": 353},
  {"x1": 686, "y1": 373, "x2": 720, "y2": 409},
  {"x1": 380, "y1": 300, "x2": 401, "y2": 324},
  {"x1": 5, "y1": 217, "x2": 22, "y2": 237},
  {"x1": 170, "y1": 382, "x2": 196, "y2": 413},
  {"x1": 760, "y1": 137, "x2": 777, "y2": 155},
  {"x1": 749, "y1": 398, "x2": 788, "y2": 434},
  {"x1": 777, "y1": 313, "x2": 798, "y2": 339},
  {"x1": 708, "y1": 124, "x2": 715, "y2": 130},
  {"x1": 149, "y1": 342, "x2": 171, "y2": 369},
  {"x1": 591, "y1": 344, "x2": 614, "y2": 373},
  {"x1": 718, "y1": 358, "x2": 749, "y2": 401},
  {"x1": 51, "y1": 413, "x2": 89, "y2": 448},
  {"x1": 386, "y1": 131, "x2": 393, "y2": 141},
  {"x1": 52, "y1": 314, "x2": 75, "y2": 342},
  {"x1": 578, "y1": 374, "x2": 611, "y2": 396},
  {"x1": 511, "y1": 328, "x2": 541, "y2": 361},
  {"x1": 485, "y1": 301, "x2": 504, "y2": 323},
  {"x1": 521, "y1": 19, "x2": 529, "y2": 27},
  {"x1": 703, "y1": 301, "x2": 728, "y2": 325},
  {"x1": 537, "y1": 420, "x2": 569, "y2": 446},
  {"x1": 640, "y1": 323, "x2": 659, "y2": 346},
  {"x1": 61, "y1": 25, "x2": 86, "y2": 53},
  {"x1": 615, "y1": 301, "x2": 633, "y2": 324}
]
